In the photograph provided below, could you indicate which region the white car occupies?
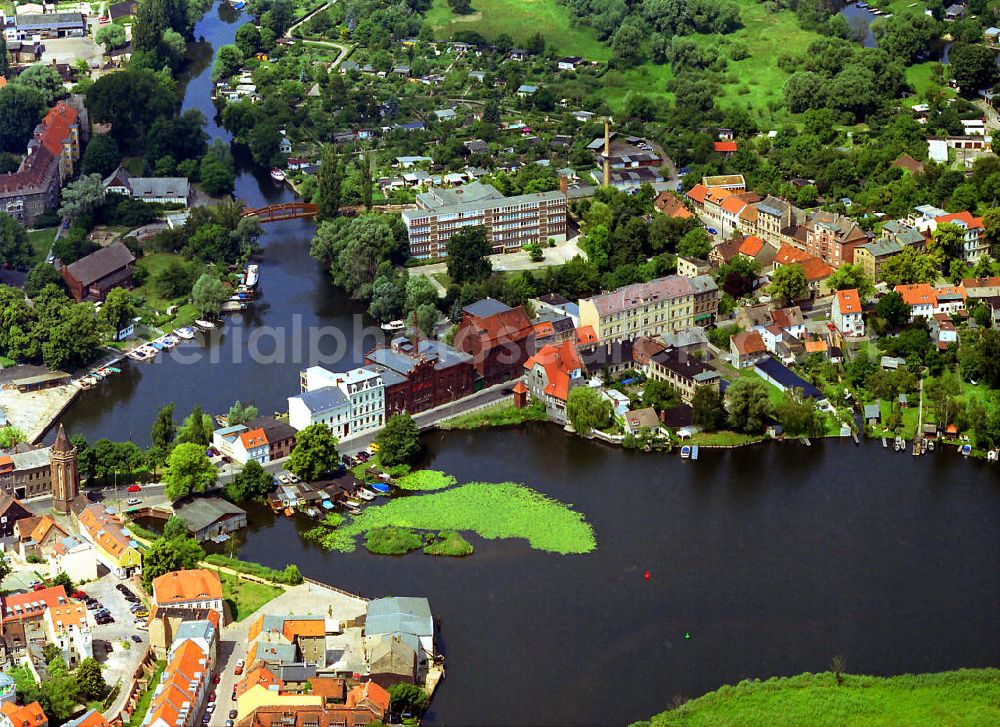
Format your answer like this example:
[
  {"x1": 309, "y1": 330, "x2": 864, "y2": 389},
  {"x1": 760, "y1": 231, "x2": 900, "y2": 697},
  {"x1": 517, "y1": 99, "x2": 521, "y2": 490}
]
[
  {"x1": 287, "y1": 473, "x2": 300, "y2": 483},
  {"x1": 278, "y1": 474, "x2": 290, "y2": 484},
  {"x1": 126, "y1": 498, "x2": 141, "y2": 506}
]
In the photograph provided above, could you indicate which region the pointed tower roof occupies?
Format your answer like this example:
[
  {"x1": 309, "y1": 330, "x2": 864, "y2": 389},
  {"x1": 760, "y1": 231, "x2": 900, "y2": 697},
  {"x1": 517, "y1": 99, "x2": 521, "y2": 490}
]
[{"x1": 52, "y1": 423, "x2": 72, "y2": 453}]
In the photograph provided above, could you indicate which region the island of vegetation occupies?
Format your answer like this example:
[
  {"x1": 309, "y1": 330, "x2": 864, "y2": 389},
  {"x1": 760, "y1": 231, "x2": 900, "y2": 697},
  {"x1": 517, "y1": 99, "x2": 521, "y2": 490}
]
[{"x1": 632, "y1": 669, "x2": 1000, "y2": 727}]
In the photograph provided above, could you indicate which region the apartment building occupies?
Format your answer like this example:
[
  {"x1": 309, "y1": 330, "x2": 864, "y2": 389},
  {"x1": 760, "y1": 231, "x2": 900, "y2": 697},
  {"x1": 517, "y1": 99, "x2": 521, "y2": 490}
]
[
  {"x1": 801, "y1": 211, "x2": 870, "y2": 267},
  {"x1": 578, "y1": 275, "x2": 713, "y2": 342},
  {"x1": 289, "y1": 366, "x2": 385, "y2": 439},
  {"x1": 401, "y1": 181, "x2": 567, "y2": 259}
]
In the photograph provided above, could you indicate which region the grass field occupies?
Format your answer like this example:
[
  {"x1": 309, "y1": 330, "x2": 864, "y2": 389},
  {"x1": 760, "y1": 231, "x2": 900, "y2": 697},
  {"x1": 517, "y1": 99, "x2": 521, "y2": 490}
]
[
  {"x1": 219, "y1": 571, "x2": 284, "y2": 621},
  {"x1": 640, "y1": 669, "x2": 1000, "y2": 727},
  {"x1": 132, "y1": 252, "x2": 188, "y2": 311},
  {"x1": 690, "y1": 0, "x2": 820, "y2": 125},
  {"x1": 427, "y1": 0, "x2": 819, "y2": 120},
  {"x1": 28, "y1": 227, "x2": 57, "y2": 264},
  {"x1": 440, "y1": 401, "x2": 548, "y2": 429},
  {"x1": 425, "y1": 0, "x2": 611, "y2": 60}
]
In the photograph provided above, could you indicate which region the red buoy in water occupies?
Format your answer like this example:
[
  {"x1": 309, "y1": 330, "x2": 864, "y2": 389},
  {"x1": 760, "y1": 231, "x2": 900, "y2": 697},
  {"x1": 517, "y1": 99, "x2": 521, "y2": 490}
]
[{"x1": 644, "y1": 571, "x2": 651, "y2": 580}]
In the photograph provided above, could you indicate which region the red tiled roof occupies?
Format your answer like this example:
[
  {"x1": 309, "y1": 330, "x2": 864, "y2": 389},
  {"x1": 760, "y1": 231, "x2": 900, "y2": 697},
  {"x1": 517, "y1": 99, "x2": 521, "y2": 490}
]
[
  {"x1": 523, "y1": 340, "x2": 581, "y2": 402},
  {"x1": 152, "y1": 569, "x2": 223, "y2": 605},
  {"x1": 346, "y1": 681, "x2": 390, "y2": 714},
  {"x1": 738, "y1": 235, "x2": 764, "y2": 258},
  {"x1": 714, "y1": 140, "x2": 737, "y2": 153},
  {"x1": 894, "y1": 283, "x2": 936, "y2": 306},
  {"x1": 774, "y1": 244, "x2": 833, "y2": 282},
  {"x1": 720, "y1": 195, "x2": 747, "y2": 214},
  {"x1": 654, "y1": 191, "x2": 693, "y2": 219},
  {"x1": 686, "y1": 183, "x2": 709, "y2": 205},
  {"x1": 935, "y1": 210, "x2": 983, "y2": 230},
  {"x1": 835, "y1": 288, "x2": 862, "y2": 313},
  {"x1": 2, "y1": 585, "x2": 70, "y2": 623},
  {"x1": 575, "y1": 326, "x2": 598, "y2": 344},
  {"x1": 39, "y1": 102, "x2": 78, "y2": 159},
  {"x1": 239, "y1": 428, "x2": 269, "y2": 450},
  {"x1": 0, "y1": 701, "x2": 47, "y2": 727},
  {"x1": 467, "y1": 307, "x2": 533, "y2": 345},
  {"x1": 731, "y1": 331, "x2": 766, "y2": 355}
]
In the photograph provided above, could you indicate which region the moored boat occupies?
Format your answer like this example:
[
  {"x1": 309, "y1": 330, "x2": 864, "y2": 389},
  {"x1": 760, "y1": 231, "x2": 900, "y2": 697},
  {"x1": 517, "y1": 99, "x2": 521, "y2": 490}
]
[
  {"x1": 175, "y1": 327, "x2": 196, "y2": 340},
  {"x1": 380, "y1": 320, "x2": 405, "y2": 332},
  {"x1": 370, "y1": 481, "x2": 390, "y2": 494},
  {"x1": 160, "y1": 336, "x2": 178, "y2": 348},
  {"x1": 195, "y1": 319, "x2": 215, "y2": 329},
  {"x1": 680, "y1": 445, "x2": 691, "y2": 459},
  {"x1": 358, "y1": 489, "x2": 375, "y2": 501},
  {"x1": 960, "y1": 444, "x2": 972, "y2": 456},
  {"x1": 128, "y1": 349, "x2": 148, "y2": 361},
  {"x1": 284, "y1": 507, "x2": 295, "y2": 517},
  {"x1": 270, "y1": 168, "x2": 285, "y2": 182},
  {"x1": 244, "y1": 264, "x2": 259, "y2": 288},
  {"x1": 691, "y1": 444, "x2": 699, "y2": 460}
]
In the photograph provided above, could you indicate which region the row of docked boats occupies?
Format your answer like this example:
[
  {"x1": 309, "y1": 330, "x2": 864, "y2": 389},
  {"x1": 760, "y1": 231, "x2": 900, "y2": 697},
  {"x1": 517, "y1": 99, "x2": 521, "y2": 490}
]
[
  {"x1": 222, "y1": 264, "x2": 260, "y2": 315},
  {"x1": 276, "y1": 480, "x2": 392, "y2": 519},
  {"x1": 77, "y1": 366, "x2": 122, "y2": 390},
  {"x1": 127, "y1": 321, "x2": 215, "y2": 362}
]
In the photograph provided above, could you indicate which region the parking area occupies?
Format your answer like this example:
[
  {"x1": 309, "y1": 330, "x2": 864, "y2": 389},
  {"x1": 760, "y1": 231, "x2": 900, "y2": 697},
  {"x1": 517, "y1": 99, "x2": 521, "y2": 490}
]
[
  {"x1": 83, "y1": 575, "x2": 149, "y2": 684},
  {"x1": 40, "y1": 35, "x2": 103, "y2": 65}
]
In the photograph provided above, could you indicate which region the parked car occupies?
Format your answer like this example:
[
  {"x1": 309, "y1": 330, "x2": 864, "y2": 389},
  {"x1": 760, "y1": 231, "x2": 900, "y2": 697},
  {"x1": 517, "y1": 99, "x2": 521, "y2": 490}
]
[
  {"x1": 278, "y1": 474, "x2": 290, "y2": 484},
  {"x1": 104, "y1": 642, "x2": 113, "y2": 653},
  {"x1": 126, "y1": 498, "x2": 141, "y2": 506},
  {"x1": 131, "y1": 635, "x2": 142, "y2": 643},
  {"x1": 228, "y1": 711, "x2": 238, "y2": 720},
  {"x1": 127, "y1": 484, "x2": 142, "y2": 493},
  {"x1": 71, "y1": 591, "x2": 87, "y2": 599},
  {"x1": 32, "y1": 583, "x2": 47, "y2": 591},
  {"x1": 208, "y1": 692, "x2": 216, "y2": 702},
  {"x1": 213, "y1": 674, "x2": 221, "y2": 685}
]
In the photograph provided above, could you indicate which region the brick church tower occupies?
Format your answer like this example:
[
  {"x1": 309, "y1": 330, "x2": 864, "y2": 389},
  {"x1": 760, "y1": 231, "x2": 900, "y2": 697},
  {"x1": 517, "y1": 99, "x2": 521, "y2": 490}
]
[{"x1": 50, "y1": 424, "x2": 79, "y2": 514}]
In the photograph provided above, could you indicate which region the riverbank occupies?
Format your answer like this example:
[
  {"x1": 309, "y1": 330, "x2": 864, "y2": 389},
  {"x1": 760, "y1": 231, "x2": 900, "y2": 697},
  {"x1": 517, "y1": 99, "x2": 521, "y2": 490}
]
[{"x1": 635, "y1": 669, "x2": 1000, "y2": 726}]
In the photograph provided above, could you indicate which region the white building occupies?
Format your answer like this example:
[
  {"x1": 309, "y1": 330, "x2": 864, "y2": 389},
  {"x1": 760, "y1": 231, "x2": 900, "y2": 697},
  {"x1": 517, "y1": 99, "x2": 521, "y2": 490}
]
[
  {"x1": 832, "y1": 289, "x2": 865, "y2": 336},
  {"x1": 47, "y1": 534, "x2": 100, "y2": 583},
  {"x1": 293, "y1": 366, "x2": 385, "y2": 439},
  {"x1": 43, "y1": 601, "x2": 93, "y2": 666}
]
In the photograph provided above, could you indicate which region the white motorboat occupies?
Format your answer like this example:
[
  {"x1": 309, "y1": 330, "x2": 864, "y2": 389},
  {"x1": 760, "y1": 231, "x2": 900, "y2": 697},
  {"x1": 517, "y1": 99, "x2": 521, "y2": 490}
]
[
  {"x1": 270, "y1": 168, "x2": 285, "y2": 182},
  {"x1": 380, "y1": 320, "x2": 405, "y2": 332},
  {"x1": 174, "y1": 327, "x2": 196, "y2": 340},
  {"x1": 245, "y1": 264, "x2": 259, "y2": 288},
  {"x1": 195, "y1": 319, "x2": 216, "y2": 329}
]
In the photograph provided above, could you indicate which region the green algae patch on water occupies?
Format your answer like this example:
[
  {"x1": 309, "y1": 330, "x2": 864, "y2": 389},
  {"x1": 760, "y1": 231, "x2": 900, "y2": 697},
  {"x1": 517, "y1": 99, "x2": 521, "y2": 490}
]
[
  {"x1": 364, "y1": 526, "x2": 425, "y2": 555},
  {"x1": 396, "y1": 470, "x2": 457, "y2": 491},
  {"x1": 423, "y1": 530, "x2": 474, "y2": 557},
  {"x1": 322, "y1": 482, "x2": 597, "y2": 555}
]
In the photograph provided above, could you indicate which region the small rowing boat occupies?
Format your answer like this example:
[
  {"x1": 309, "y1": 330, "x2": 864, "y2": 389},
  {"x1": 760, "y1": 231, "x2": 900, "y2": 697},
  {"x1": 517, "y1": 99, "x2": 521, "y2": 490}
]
[{"x1": 195, "y1": 319, "x2": 215, "y2": 329}]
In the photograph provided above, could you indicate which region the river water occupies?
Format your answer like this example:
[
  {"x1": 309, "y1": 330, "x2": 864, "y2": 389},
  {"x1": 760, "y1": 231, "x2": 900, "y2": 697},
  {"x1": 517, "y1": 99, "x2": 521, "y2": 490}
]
[{"x1": 52, "y1": 5, "x2": 1000, "y2": 725}]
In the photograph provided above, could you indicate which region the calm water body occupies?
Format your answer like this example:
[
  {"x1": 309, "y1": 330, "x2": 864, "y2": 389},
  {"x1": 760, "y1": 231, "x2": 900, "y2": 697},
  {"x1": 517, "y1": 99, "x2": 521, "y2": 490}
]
[{"x1": 54, "y1": 5, "x2": 1000, "y2": 725}]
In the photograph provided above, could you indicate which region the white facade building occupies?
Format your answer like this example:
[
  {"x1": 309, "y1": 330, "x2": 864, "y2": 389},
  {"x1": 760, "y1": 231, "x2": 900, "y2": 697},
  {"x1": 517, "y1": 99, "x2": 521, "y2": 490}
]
[{"x1": 289, "y1": 366, "x2": 385, "y2": 439}]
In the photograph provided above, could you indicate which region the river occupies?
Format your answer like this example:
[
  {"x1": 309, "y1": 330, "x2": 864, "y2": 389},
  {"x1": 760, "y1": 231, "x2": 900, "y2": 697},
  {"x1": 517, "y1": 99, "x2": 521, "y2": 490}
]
[
  {"x1": 52, "y1": 5, "x2": 1000, "y2": 725},
  {"x1": 55, "y1": 2, "x2": 380, "y2": 445},
  {"x1": 230, "y1": 426, "x2": 999, "y2": 725}
]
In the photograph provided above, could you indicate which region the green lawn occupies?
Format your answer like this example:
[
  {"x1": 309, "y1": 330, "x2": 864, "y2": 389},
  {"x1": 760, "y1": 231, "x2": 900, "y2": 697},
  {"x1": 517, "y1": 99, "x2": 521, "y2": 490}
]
[
  {"x1": 28, "y1": 227, "x2": 57, "y2": 264},
  {"x1": 132, "y1": 252, "x2": 188, "y2": 311},
  {"x1": 641, "y1": 669, "x2": 1000, "y2": 727},
  {"x1": 737, "y1": 368, "x2": 785, "y2": 406},
  {"x1": 440, "y1": 401, "x2": 548, "y2": 429},
  {"x1": 219, "y1": 571, "x2": 284, "y2": 621},
  {"x1": 425, "y1": 0, "x2": 611, "y2": 60},
  {"x1": 687, "y1": 430, "x2": 764, "y2": 447}
]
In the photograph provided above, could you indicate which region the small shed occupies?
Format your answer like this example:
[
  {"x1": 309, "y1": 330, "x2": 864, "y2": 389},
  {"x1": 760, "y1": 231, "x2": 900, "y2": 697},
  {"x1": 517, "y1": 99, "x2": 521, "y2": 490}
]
[
  {"x1": 923, "y1": 423, "x2": 938, "y2": 439},
  {"x1": 863, "y1": 403, "x2": 881, "y2": 425}
]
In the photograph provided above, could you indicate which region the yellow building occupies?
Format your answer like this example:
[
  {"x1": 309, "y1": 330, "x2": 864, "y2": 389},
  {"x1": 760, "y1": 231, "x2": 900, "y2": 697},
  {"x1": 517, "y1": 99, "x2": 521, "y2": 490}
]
[
  {"x1": 77, "y1": 504, "x2": 142, "y2": 578},
  {"x1": 578, "y1": 275, "x2": 705, "y2": 342}
]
